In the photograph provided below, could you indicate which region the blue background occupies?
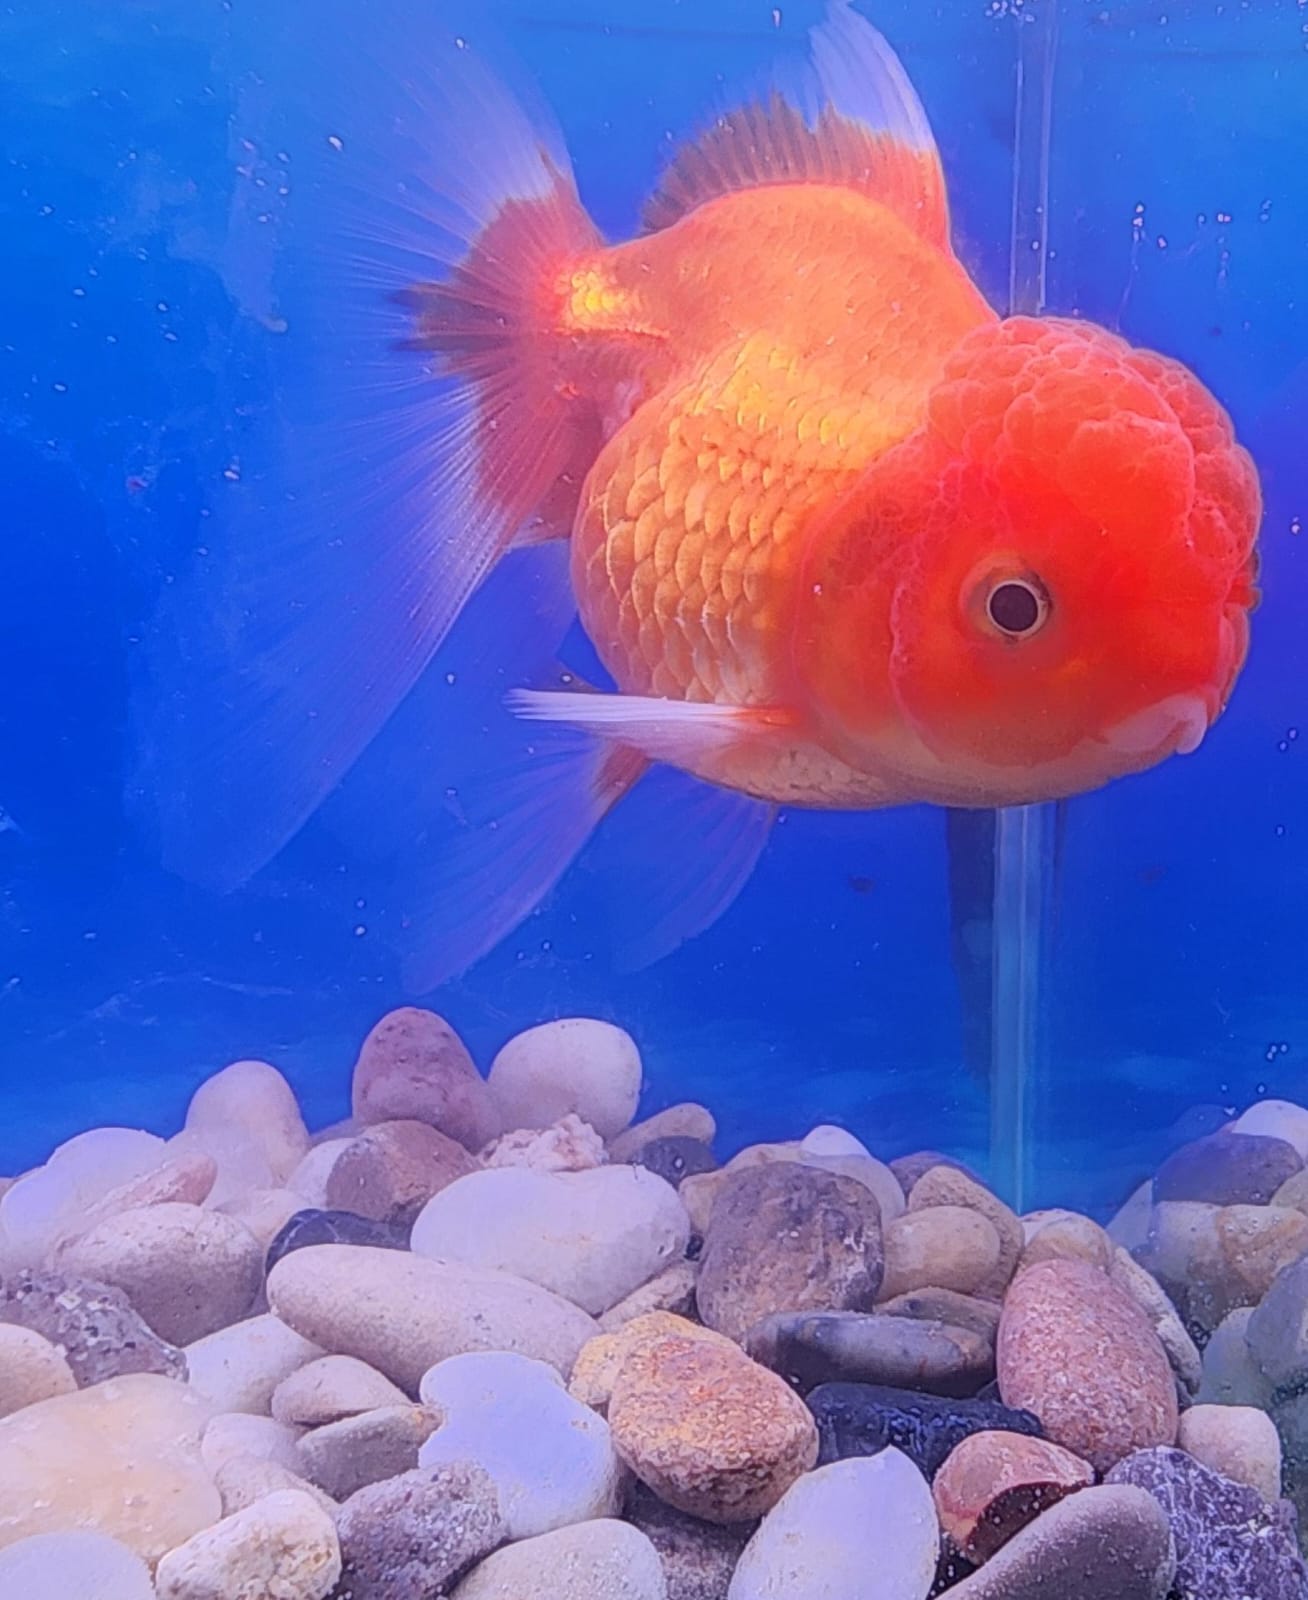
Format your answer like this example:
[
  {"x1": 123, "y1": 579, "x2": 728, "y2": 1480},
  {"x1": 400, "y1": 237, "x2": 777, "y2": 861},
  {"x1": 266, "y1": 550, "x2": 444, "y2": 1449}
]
[{"x1": 1, "y1": 0, "x2": 1305, "y2": 1213}]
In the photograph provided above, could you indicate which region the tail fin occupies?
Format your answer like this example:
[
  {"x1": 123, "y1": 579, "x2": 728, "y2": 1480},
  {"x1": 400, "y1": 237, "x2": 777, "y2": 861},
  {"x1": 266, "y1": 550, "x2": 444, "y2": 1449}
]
[{"x1": 129, "y1": 14, "x2": 600, "y2": 890}]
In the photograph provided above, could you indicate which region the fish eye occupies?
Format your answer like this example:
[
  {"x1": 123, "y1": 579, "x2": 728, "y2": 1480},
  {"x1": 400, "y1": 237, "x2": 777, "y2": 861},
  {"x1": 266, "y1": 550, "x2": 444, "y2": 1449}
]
[{"x1": 986, "y1": 577, "x2": 1049, "y2": 638}]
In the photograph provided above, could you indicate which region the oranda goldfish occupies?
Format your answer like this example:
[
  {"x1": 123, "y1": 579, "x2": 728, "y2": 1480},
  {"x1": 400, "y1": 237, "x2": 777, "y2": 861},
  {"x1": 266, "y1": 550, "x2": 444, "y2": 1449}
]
[{"x1": 139, "y1": 2, "x2": 1261, "y2": 987}]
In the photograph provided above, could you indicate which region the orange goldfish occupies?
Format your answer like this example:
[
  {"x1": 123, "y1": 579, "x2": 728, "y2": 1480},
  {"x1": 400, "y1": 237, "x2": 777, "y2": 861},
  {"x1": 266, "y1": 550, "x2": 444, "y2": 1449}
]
[{"x1": 141, "y1": 2, "x2": 1260, "y2": 986}]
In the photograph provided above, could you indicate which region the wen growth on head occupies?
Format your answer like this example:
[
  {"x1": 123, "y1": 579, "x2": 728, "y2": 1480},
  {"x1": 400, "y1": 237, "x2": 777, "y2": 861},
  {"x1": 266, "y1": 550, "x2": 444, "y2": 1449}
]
[{"x1": 137, "y1": 1, "x2": 1261, "y2": 988}]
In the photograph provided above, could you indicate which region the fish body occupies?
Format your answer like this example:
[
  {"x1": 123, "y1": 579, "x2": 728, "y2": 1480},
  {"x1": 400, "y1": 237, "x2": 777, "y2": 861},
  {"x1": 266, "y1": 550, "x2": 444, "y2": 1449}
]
[{"x1": 137, "y1": 2, "x2": 1262, "y2": 986}]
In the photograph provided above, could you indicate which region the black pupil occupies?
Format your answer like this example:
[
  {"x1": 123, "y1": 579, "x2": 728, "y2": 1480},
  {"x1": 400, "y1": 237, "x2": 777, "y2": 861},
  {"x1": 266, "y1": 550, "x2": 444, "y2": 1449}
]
[{"x1": 988, "y1": 581, "x2": 1041, "y2": 635}]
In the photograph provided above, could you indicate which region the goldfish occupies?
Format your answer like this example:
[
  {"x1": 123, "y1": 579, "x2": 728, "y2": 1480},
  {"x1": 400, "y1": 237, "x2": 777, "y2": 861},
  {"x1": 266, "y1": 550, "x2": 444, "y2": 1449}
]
[{"x1": 137, "y1": 1, "x2": 1260, "y2": 988}]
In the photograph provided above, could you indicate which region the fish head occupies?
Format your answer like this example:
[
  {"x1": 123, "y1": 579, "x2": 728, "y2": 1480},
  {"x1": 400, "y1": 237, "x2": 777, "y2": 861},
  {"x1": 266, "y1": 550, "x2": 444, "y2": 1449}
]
[{"x1": 869, "y1": 316, "x2": 1262, "y2": 798}]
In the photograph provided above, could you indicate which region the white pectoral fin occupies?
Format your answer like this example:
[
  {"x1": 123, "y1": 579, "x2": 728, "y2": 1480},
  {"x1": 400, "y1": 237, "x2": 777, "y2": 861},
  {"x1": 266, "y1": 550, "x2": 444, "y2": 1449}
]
[{"x1": 506, "y1": 688, "x2": 796, "y2": 767}]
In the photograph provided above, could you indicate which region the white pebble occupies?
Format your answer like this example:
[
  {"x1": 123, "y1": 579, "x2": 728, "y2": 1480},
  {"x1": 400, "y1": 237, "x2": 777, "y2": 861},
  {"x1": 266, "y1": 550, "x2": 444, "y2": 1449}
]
[
  {"x1": 419, "y1": 1350, "x2": 623, "y2": 1539},
  {"x1": 488, "y1": 1018, "x2": 642, "y2": 1140}
]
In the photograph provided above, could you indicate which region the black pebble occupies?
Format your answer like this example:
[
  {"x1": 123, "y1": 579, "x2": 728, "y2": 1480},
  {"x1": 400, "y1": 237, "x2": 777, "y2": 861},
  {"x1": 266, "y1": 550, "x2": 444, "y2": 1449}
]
[
  {"x1": 632, "y1": 1136, "x2": 720, "y2": 1187},
  {"x1": 265, "y1": 1207, "x2": 410, "y2": 1275},
  {"x1": 807, "y1": 1381, "x2": 1043, "y2": 1480}
]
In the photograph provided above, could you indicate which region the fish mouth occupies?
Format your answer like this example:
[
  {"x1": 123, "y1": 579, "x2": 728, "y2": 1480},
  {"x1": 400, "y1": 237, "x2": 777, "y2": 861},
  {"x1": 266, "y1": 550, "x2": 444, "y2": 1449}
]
[{"x1": 1099, "y1": 692, "x2": 1212, "y2": 759}]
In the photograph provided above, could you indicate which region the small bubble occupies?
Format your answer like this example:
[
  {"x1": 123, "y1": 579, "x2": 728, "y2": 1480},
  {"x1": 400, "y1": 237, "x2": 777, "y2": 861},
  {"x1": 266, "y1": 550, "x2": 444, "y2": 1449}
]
[
  {"x1": 1276, "y1": 823, "x2": 1287, "y2": 837},
  {"x1": 445, "y1": 671, "x2": 457, "y2": 685},
  {"x1": 353, "y1": 925, "x2": 367, "y2": 937},
  {"x1": 1216, "y1": 210, "x2": 1232, "y2": 225},
  {"x1": 1292, "y1": 516, "x2": 1303, "y2": 536},
  {"x1": 326, "y1": 134, "x2": 344, "y2": 153}
]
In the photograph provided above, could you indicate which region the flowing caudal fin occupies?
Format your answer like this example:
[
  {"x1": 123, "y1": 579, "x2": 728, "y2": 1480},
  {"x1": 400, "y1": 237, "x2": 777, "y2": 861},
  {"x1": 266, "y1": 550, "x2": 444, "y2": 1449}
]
[
  {"x1": 130, "y1": 9, "x2": 602, "y2": 890},
  {"x1": 643, "y1": 0, "x2": 948, "y2": 247}
]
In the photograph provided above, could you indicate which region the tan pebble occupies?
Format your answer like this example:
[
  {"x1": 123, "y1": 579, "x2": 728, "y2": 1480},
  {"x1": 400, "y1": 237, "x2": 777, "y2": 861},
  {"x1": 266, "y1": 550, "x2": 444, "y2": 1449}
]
[
  {"x1": 185, "y1": 1313, "x2": 324, "y2": 1415},
  {"x1": 212, "y1": 1452, "x2": 338, "y2": 1519},
  {"x1": 879, "y1": 1207, "x2": 1002, "y2": 1301},
  {"x1": 352, "y1": 1007, "x2": 500, "y2": 1150},
  {"x1": 271, "y1": 1354, "x2": 407, "y2": 1427},
  {"x1": 998, "y1": 1259, "x2": 1177, "y2": 1473},
  {"x1": 184, "y1": 1060, "x2": 311, "y2": 1189},
  {"x1": 0, "y1": 1374, "x2": 219, "y2": 1564},
  {"x1": 934, "y1": 1428, "x2": 1094, "y2": 1562},
  {"x1": 0, "y1": 1325, "x2": 76, "y2": 1417},
  {"x1": 609, "y1": 1331, "x2": 818, "y2": 1522},
  {"x1": 1141, "y1": 1200, "x2": 1308, "y2": 1334},
  {"x1": 296, "y1": 1403, "x2": 442, "y2": 1500},
  {"x1": 55, "y1": 1203, "x2": 264, "y2": 1346},
  {"x1": 216, "y1": 1189, "x2": 305, "y2": 1253},
  {"x1": 910, "y1": 1166, "x2": 1024, "y2": 1297},
  {"x1": 1177, "y1": 1402, "x2": 1282, "y2": 1503},
  {"x1": 74, "y1": 1151, "x2": 218, "y2": 1242},
  {"x1": 680, "y1": 1170, "x2": 723, "y2": 1236},
  {"x1": 1109, "y1": 1247, "x2": 1202, "y2": 1398},
  {"x1": 203, "y1": 1412, "x2": 305, "y2": 1475},
  {"x1": 1216, "y1": 1203, "x2": 1308, "y2": 1303},
  {"x1": 324, "y1": 1119, "x2": 477, "y2": 1225},
  {"x1": 1019, "y1": 1210, "x2": 1114, "y2": 1272},
  {"x1": 1272, "y1": 1168, "x2": 1308, "y2": 1214},
  {"x1": 450, "y1": 1518, "x2": 664, "y2": 1600},
  {"x1": 569, "y1": 1313, "x2": 731, "y2": 1413},
  {"x1": 598, "y1": 1260, "x2": 698, "y2": 1332},
  {"x1": 608, "y1": 1103, "x2": 716, "y2": 1163},
  {"x1": 155, "y1": 1489, "x2": 340, "y2": 1600}
]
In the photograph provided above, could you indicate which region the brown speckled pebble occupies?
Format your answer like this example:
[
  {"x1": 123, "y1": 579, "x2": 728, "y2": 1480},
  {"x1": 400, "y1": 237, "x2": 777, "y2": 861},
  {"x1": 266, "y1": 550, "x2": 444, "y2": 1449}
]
[{"x1": 997, "y1": 1259, "x2": 1178, "y2": 1473}]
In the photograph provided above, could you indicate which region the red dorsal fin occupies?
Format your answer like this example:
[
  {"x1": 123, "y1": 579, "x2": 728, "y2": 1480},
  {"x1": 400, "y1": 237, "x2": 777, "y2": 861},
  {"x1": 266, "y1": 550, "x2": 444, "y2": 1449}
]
[{"x1": 643, "y1": 2, "x2": 948, "y2": 250}]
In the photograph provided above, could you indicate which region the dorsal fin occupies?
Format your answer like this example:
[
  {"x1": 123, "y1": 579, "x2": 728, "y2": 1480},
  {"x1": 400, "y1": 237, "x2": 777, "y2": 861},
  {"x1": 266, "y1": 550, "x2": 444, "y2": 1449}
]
[{"x1": 643, "y1": 2, "x2": 948, "y2": 249}]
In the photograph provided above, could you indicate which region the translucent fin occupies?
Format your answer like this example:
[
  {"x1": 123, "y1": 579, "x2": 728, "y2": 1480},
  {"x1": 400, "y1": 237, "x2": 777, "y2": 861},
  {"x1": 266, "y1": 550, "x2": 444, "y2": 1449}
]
[
  {"x1": 507, "y1": 688, "x2": 796, "y2": 769},
  {"x1": 585, "y1": 767, "x2": 777, "y2": 972},
  {"x1": 130, "y1": 15, "x2": 601, "y2": 890},
  {"x1": 643, "y1": 0, "x2": 948, "y2": 248}
]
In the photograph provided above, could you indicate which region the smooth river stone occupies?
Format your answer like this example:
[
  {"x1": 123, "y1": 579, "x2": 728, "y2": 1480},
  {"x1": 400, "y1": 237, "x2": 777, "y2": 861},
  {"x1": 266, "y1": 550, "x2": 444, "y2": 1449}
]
[
  {"x1": 185, "y1": 1313, "x2": 323, "y2": 1414},
  {"x1": 997, "y1": 1260, "x2": 1178, "y2": 1472},
  {"x1": 609, "y1": 1104, "x2": 717, "y2": 1164},
  {"x1": 633, "y1": 1138, "x2": 720, "y2": 1188},
  {"x1": 727, "y1": 1450, "x2": 938, "y2": 1600},
  {"x1": 878, "y1": 1208, "x2": 1002, "y2": 1302},
  {"x1": 1230, "y1": 1099, "x2": 1308, "y2": 1161},
  {"x1": 267, "y1": 1244, "x2": 598, "y2": 1390},
  {"x1": 933, "y1": 1429, "x2": 1094, "y2": 1562},
  {"x1": 184, "y1": 1060, "x2": 310, "y2": 1190},
  {"x1": 271, "y1": 1354, "x2": 407, "y2": 1427},
  {"x1": 297, "y1": 1405, "x2": 443, "y2": 1499},
  {"x1": 1140, "y1": 1200, "x2": 1308, "y2": 1335},
  {"x1": 411, "y1": 1164, "x2": 689, "y2": 1316},
  {"x1": 609, "y1": 1331, "x2": 818, "y2": 1524},
  {"x1": 878, "y1": 1288, "x2": 1001, "y2": 1343},
  {"x1": 0, "y1": 1531, "x2": 156, "y2": 1600},
  {"x1": 1017, "y1": 1210, "x2": 1114, "y2": 1272},
  {"x1": 807, "y1": 1383, "x2": 1043, "y2": 1480},
  {"x1": 744, "y1": 1310, "x2": 993, "y2": 1397},
  {"x1": 0, "y1": 1374, "x2": 219, "y2": 1563},
  {"x1": 1154, "y1": 1130, "x2": 1303, "y2": 1206},
  {"x1": 0, "y1": 1128, "x2": 167, "y2": 1267},
  {"x1": 944, "y1": 1484, "x2": 1176, "y2": 1600},
  {"x1": 351, "y1": 1007, "x2": 500, "y2": 1151},
  {"x1": 154, "y1": 1489, "x2": 341, "y2": 1600},
  {"x1": 908, "y1": 1166, "x2": 1024, "y2": 1299},
  {"x1": 419, "y1": 1351, "x2": 623, "y2": 1539},
  {"x1": 696, "y1": 1164, "x2": 883, "y2": 1343},
  {"x1": 488, "y1": 1018, "x2": 644, "y2": 1140},
  {"x1": 0, "y1": 1324, "x2": 76, "y2": 1416},
  {"x1": 324, "y1": 1119, "x2": 477, "y2": 1225},
  {"x1": 1197, "y1": 1306, "x2": 1271, "y2": 1408},
  {"x1": 1177, "y1": 1403, "x2": 1283, "y2": 1504},
  {"x1": 451, "y1": 1518, "x2": 667, "y2": 1600}
]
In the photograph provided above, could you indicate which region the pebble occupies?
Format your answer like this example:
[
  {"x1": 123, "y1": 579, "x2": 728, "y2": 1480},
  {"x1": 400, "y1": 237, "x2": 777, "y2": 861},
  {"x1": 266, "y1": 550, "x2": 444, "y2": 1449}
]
[
  {"x1": 1177, "y1": 1403, "x2": 1282, "y2": 1502},
  {"x1": 1197, "y1": 1305, "x2": 1271, "y2": 1407},
  {"x1": 569, "y1": 1313, "x2": 733, "y2": 1414},
  {"x1": 877, "y1": 1288, "x2": 1001, "y2": 1344},
  {"x1": 271, "y1": 1354, "x2": 407, "y2": 1426},
  {"x1": 0, "y1": 1324, "x2": 76, "y2": 1416},
  {"x1": 154, "y1": 1489, "x2": 340, "y2": 1600},
  {"x1": 1273, "y1": 1168, "x2": 1308, "y2": 1213},
  {"x1": 1108, "y1": 1247, "x2": 1203, "y2": 1398},
  {"x1": 744, "y1": 1310, "x2": 993, "y2": 1397},
  {"x1": 0, "y1": 1267, "x2": 187, "y2": 1386},
  {"x1": 1017, "y1": 1210, "x2": 1113, "y2": 1272},
  {"x1": 264, "y1": 1208, "x2": 408, "y2": 1274},
  {"x1": 891, "y1": 1150, "x2": 978, "y2": 1197},
  {"x1": 932, "y1": 1429, "x2": 1094, "y2": 1562},
  {"x1": 334, "y1": 1462, "x2": 506, "y2": 1600},
  {"x1": 481, "y1": 1115, "x2": 608, "y2": 1173},
  {"x1": 0, "y1": 1531, "x2": 156, "y2": 1600},
  {"x1": 1231, "y1": 1098, "x2": 1308, "y2": 1161},
  {"x1": 185, "y1": 1313, "x2": 323, "y2": 1414},
  {"x1": 418, "y1": 1350, "x2": 623, "y2": 1539},
  {"x1": 324, "y1": 1119, "x2": 477, "y2": 1225},
  {"x1": 1154, "y1": 1129, "x2": 1303, "y2": 1206},
  {"x1": 997, "y1": 1259, "x2": 1178, "y2": 1472},
  {"x1": 411, "y1": 1164, "x2": 690, "y2": 1316},
  {"x1": 297, "y1": 1403, "x2": 443, "y2": 1499},
  {"x1": 1140, "y1": 1199, "x2": 1308, "y2": 1335},
  {"x1": 696, "y1": 1163, "x2": 883, "y2": 1342},
  {"x1": 624, "y1": 1479, "x2": 753, "y2": 1600},
  {"x1": 1108, "y1": 1445, "x2": 1308, "y2": 1599},
  {"x1": 879, "y1": 1207, "x2": 1002, "y2": 1301},
  {"x1": 610, "y1": 1104, "x2": 717, "y2": 1164},
  {"x1": 794, "y1": 1131, "x2": 906, "y2": 1225},
  {"x1": 285, "y1": 1142, "x2": 355, "y2": 1209},
  {"x1": 634, "y1": 1138, "x2": 720, "y2": 1188},
  {"x1": 908, "y1": 1167, "x2": 1023, "y2": 1299},
  {"x1": 609, "y1": 1330, "x2": 818, "y2": 1523},
  {"x1": 727, "y1": 1450, "x2": 938, "y2": 1600},
  {"x1": 942, "y1": 1483, "x2": 1176, "y2": 1600},
  {"x1": 1247, "y1": 1251, "x2": 1308, "y2": 1391},
  {"x1": 487, "y1": 1018, "x2": 643, "y2": 1140},
  {"x1": 178, "y1": 1061, "x2": 310, "y2": 1204},
  {"x1": 451, "y1": 1517, "x2": 667, "y2": 1600},
  {"x1": 600, "y1": 1261, "x2": 699, "y2": 1332},
  {"x1": 0, "y1": 1374, "x2": 219, "y2": 1563},
  {"x1": 0, "y1": 1128, "x2": 168, "y2": 1267},
  {"x1": 202, "y1": 1412, "x2": 305, "y2": 1475},
  {"x1": 217, "y1": 1189, "x2": 305, "y2": 1255},
  {"x1": 807, "y1": 1382, "x2": 1043, "y2": 1480},
  {"x1": 78, "y1": 1151, "x2": 219, "y2": 1240},
  {"x1": 56, "y1": 1203, "x2": 263, "y2": 1346},
  {"x1": 351, "y1": 1007, "x2": 500, "y2": 1150},
  {"x1": 212, "y1": 1454, "x2": 338, "y2": 1520}
]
